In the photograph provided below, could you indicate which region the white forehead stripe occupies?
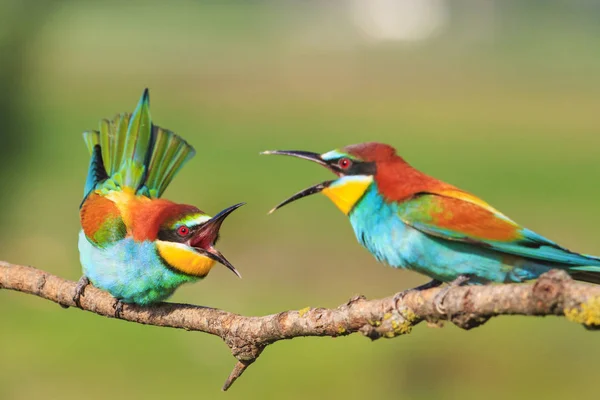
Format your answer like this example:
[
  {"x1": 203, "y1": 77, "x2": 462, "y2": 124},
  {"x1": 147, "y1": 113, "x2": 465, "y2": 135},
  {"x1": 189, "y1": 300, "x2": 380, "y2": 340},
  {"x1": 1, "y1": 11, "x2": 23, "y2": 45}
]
[{"x1": 321, "y1": 150, "x2": 348, "y2": 161}]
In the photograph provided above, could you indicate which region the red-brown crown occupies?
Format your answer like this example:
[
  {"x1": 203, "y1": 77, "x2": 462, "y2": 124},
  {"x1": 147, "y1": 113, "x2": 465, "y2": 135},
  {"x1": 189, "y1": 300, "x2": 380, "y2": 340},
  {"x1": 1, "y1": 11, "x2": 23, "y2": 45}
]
[
  {"x1": 342, "y1": 142, "x2": 400, "y2": 162},
  {"x1": 131, "y1": 200, "x2": 202, "y2": 241},
  {"x1": 340, "y1": 142, "x2": 458, "y2": 202}
]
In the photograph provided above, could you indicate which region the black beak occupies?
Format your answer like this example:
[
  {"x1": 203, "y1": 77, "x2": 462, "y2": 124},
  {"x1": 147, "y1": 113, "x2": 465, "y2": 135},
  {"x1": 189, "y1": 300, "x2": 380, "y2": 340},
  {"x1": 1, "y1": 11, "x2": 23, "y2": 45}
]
[
  {"x1": 267, "y1": 181, "x2": 332, "y2": 214},
  {"x1": 260, "y1": 150, "x2": 334, "y2": 214},
  {"x1": 197, "y1": 247, "x2": 242, "y2": 279},
  {"x1": 190, "y1": 202, "x2": 245, "y2": 278},
  {"x1": 260, "y1": 150, "x2": 327, "y2": 166}
]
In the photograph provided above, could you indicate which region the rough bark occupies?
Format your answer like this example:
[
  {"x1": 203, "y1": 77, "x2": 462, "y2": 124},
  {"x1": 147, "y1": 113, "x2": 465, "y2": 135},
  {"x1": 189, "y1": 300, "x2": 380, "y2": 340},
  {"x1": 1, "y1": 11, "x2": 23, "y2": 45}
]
[{"x1": 1, "y1": 260, "x2": 599, "y2": 390}]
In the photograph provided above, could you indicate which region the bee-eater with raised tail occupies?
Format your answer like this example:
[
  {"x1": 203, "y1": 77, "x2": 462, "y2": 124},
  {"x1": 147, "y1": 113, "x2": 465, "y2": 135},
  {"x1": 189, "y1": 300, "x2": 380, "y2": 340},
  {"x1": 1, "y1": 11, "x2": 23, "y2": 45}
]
[
  {"x1": 262, "y1": 143, "x2": 600, "y2": 293},
  {"x1": 76, "y1": 89, "x2": 243, "y2": 313}
]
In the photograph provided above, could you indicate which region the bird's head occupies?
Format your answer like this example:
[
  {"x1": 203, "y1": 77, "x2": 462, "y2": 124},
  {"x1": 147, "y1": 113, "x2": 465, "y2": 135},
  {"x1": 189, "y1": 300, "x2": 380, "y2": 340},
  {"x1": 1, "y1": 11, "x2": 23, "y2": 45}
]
[
  {"x1": 262, "y1": 142, "x2": 399, "y2": 215},
  {"x1": 152, "y1": 202, "x2": 244, "y2": 278}
]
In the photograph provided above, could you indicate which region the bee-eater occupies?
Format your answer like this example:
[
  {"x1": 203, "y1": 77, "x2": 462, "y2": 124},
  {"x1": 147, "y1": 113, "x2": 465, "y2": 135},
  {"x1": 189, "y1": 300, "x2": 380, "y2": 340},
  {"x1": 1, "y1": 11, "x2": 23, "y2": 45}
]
[
  {"x1": 262, "y1": 142, "x2": 600, "y2": 295},
  {"x1": 76, "y1": 89, "x2": 243, "y2": 314}
]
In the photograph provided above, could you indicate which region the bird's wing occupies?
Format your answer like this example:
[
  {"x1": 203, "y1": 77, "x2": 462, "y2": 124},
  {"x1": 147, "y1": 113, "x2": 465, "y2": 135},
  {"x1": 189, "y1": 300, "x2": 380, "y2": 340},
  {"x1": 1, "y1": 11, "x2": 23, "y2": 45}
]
[
  {"x1": 80, "y1": 193, "x2": 127, "y2": 248},
  {"x1": 397, "y1": 189, "x2": 598, "y2": 266}
]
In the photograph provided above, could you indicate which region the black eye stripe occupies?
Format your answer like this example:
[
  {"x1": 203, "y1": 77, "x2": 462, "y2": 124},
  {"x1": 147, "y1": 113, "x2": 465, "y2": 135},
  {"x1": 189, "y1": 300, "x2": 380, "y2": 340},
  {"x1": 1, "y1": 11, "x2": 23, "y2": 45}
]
[
  {"x1": 158, "y1": 229, "x2": 187, "y2": 243},
  {"x1": 158, "y1": 225, "x2": 194, "y2": 243},
  {"x1": 329, "y1": 159, "x2": 376, "y2": 175}
]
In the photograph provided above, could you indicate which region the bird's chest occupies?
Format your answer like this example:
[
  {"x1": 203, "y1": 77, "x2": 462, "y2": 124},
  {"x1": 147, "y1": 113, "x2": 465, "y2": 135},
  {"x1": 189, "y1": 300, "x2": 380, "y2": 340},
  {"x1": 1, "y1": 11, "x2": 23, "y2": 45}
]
[
  {"x1": 348, "y1": 190, "x2": 416, "y2": 268},
  {"x1": 78, "y1": 231, "x2": 196, "y2": 304}
]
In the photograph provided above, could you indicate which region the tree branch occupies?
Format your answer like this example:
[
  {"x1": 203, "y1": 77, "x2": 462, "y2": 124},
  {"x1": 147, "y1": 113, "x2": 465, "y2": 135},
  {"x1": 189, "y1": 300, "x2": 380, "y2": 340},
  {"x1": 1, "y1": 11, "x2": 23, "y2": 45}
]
[{"x1": 2, "y1": 260, "x2": 599, "y2": 390}]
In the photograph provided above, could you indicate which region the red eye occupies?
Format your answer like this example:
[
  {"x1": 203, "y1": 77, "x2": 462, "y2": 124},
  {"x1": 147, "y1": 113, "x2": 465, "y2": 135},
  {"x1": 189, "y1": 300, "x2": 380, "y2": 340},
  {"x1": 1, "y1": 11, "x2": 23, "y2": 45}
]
[
  {"x1": 177, "y1": 226, "x2": 190, "y2": 237},
  {"x1": 338, "y1": 158, "x2": 352, "y2": 169}
]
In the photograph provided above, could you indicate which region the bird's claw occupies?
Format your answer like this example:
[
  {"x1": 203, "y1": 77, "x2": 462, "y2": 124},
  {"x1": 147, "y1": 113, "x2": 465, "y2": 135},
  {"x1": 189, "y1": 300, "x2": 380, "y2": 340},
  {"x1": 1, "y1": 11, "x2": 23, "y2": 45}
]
[
  {"x1": 73, "y1": 276, "x2": 90, "y2": 308},
  {"x1": 434, "y1": 275, "x2": 470, "y2": 315},
  {"x1": 433, "y1": 289, "x2": 449, "y2": 315},
  {"x1": 393, "y1": 279, "x2": 443, "y2": 309},
  {"x1": 113, "y1": 299, "x2": 125, "y2": 318}
]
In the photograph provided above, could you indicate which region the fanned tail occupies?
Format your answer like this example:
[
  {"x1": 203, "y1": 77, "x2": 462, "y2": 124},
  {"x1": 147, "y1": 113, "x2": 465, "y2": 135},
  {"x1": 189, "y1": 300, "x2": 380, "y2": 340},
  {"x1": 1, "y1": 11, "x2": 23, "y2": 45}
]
[{"x1": 82, "y1": 89, "x2": 195, "y2": 199}]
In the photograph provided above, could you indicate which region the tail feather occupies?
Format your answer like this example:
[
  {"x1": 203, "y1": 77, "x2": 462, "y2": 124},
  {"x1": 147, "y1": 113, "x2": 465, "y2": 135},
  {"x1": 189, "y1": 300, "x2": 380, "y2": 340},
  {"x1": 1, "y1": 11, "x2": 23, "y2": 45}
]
[
  {"x1": 118, "y1": 89, "x2": 153, "y2": 191},
  {"x1": 145, "y1": 126, "x2": 195, "y2": 198},
  {"x1": 570, "y1": 270, "x2": 600, "y2": 285},
  {"x1": 83, "y1": 130, "x2": 100, "y2": 155},
  {"x1": 82, "y1": 89, "x2": 195, "y2": 199},
  {"x1": 98, "y1": 118, "x2": 113, "y2": 175},
  {"x1": 97, "y1": 113, "x2": 132, "y2": 177},
  {"x1": 82, "y1": 131, "x2": 107, "y2": 198}
]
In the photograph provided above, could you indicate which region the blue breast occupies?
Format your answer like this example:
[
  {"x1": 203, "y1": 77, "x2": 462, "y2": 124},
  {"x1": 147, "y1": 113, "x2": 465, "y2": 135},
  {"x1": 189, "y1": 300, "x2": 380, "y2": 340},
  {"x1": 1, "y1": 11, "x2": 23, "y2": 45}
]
[
  {"x1": 78, "y1": 231, "x2": 197, "y2": 304},
  {"x1": 348, "y1": 185, "x2": 552, "y2": 283}
]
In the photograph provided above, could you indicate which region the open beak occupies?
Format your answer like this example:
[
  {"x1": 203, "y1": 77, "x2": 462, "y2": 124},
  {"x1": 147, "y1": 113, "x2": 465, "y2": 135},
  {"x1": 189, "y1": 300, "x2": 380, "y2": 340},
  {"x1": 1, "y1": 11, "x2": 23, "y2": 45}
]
[
  {"x1": 260, "y1": 150, "x2": 334, "y2": 214},
  {"x1": 190, "y1": 202, "x2": 245, "y2": 278}
]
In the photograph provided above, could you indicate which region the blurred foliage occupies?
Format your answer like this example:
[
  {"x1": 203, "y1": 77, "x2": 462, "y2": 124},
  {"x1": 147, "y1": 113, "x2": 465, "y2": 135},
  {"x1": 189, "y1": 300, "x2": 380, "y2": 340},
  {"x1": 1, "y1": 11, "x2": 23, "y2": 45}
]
[{"x1": 1, "y1": 1, "x2": 600, "y2": 399}]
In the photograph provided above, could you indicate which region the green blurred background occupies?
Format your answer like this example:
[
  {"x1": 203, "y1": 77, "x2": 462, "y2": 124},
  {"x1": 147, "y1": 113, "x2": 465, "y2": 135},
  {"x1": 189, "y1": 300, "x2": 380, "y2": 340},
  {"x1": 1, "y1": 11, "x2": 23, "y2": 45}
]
[{"x1": 1, "y1": 1, "x2": 600, "y2": 399}]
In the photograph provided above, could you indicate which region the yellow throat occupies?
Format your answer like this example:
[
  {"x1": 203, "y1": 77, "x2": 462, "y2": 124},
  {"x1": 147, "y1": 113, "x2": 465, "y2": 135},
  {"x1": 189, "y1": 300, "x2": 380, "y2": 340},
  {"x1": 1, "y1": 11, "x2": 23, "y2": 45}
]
[
  {"x1": 156, "y1": 241, "x2": 215, "y2": 277},
  {"x1": 322, "y1": 176, "x2": 373, "y2": 215}
]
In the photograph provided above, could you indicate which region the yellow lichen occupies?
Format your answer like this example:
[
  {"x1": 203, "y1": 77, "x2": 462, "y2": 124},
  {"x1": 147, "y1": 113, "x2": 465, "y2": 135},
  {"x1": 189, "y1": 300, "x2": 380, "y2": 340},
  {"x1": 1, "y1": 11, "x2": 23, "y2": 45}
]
[
  {"x1": 380, "y1": 309, "x2": 418, "y2": 338},
  {"x1": 337, "y1": 326, "x2": 347, "y2": 335},
  {"x1": 564, "y1": 297, "x2": 600, "y2": 327},
  {"x1": 401, "y1": 308, "x2": 417, "y2": 323},
  {"x1": 298, "y1": 307, "x2": 310, "y2": 317},
  {"x1": 389, "y1": 319, "x2": 413, "y2": 335},
  {"x1": 398, "y1": 308, "x2": 418, "y2": 334}
]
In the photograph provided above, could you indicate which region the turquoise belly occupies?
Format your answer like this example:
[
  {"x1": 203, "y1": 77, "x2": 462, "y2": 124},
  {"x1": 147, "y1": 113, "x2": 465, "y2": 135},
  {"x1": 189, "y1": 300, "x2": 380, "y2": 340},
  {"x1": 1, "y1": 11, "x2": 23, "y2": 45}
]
[
  {"x1": 78, "y1": 231, "x2": 198, "y2": 305},
  {"x1": 348, "y1": 186, "x2": 552, "y2": 283}
]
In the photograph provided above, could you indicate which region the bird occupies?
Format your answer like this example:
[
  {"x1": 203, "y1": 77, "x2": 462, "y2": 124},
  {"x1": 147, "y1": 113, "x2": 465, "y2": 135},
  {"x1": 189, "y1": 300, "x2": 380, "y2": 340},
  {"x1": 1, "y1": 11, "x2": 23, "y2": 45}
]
[
  {"x1": 76, "y1": 89, "x2": 243, "y2": 315},
  {"x1": 261, "y1": 142, "x2": 600, "y2": 302}
]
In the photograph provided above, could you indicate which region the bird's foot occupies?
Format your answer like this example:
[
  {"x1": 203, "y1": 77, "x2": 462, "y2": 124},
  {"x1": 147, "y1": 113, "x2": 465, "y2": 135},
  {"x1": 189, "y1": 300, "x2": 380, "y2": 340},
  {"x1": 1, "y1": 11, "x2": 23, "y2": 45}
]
[
  {"x1": 113, "y1": 299, "x2": 125, "y2": 318},
  {"x1": 433, "y1": 275, "x2": 471, "y2": 315},
  {"x1": 393, "y1": 279, "x2": 443, "y2": 309},
  {"x1": 73, "y1": 276, "x2": 90, "y2": 308}
]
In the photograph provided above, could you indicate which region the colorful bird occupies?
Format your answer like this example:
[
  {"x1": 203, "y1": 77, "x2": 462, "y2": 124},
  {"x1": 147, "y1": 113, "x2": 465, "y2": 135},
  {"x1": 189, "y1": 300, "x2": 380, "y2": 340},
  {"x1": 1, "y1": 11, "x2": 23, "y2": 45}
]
[
  {"x1": 262, "y1": 142, "x2": 600, "y2": 300},
  {"x1": 76, "y1": 89, "x2": 243, "y2": 314}
]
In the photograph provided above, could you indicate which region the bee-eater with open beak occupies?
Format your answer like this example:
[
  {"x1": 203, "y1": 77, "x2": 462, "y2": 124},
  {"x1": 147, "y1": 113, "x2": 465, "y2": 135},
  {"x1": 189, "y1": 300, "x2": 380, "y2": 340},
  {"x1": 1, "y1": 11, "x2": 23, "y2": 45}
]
[
  {"x1": 76, "y1": 89, "x2": 243, "y2": 313},
  {"x1": 262, "y1": 142, "x2": 600, "y2": 294}
]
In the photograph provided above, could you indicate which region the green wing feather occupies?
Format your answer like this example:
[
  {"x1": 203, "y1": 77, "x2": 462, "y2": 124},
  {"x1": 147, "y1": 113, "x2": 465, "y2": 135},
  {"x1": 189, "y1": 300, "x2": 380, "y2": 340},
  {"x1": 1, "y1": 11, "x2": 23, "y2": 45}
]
[
  {"x1": 398, "y1": 192, "x2": 600, "y2": 266},
  {"x1": 81, "y1": 89, "x2": 195, "y2": 199}
]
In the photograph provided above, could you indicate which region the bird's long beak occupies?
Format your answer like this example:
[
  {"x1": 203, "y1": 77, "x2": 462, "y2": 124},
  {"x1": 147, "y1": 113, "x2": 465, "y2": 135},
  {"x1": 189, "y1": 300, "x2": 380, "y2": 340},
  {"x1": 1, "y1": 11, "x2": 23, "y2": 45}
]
[
  {"x1": 260, "y1": 150, "x2": 334, "y2": 214},
  {"x1": 190, "y1": 202, "x2": 245, "y2": 278},
  {"x1": 261, "y1": 150, "x2": 328, "y2": 166}
]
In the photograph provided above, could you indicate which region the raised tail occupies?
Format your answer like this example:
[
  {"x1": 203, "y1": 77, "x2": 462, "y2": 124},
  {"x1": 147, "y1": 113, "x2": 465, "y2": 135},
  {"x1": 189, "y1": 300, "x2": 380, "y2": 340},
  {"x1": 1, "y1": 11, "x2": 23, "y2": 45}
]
[{"x1": 82, "y1": 89, "x2": 195, "y2": 199}]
